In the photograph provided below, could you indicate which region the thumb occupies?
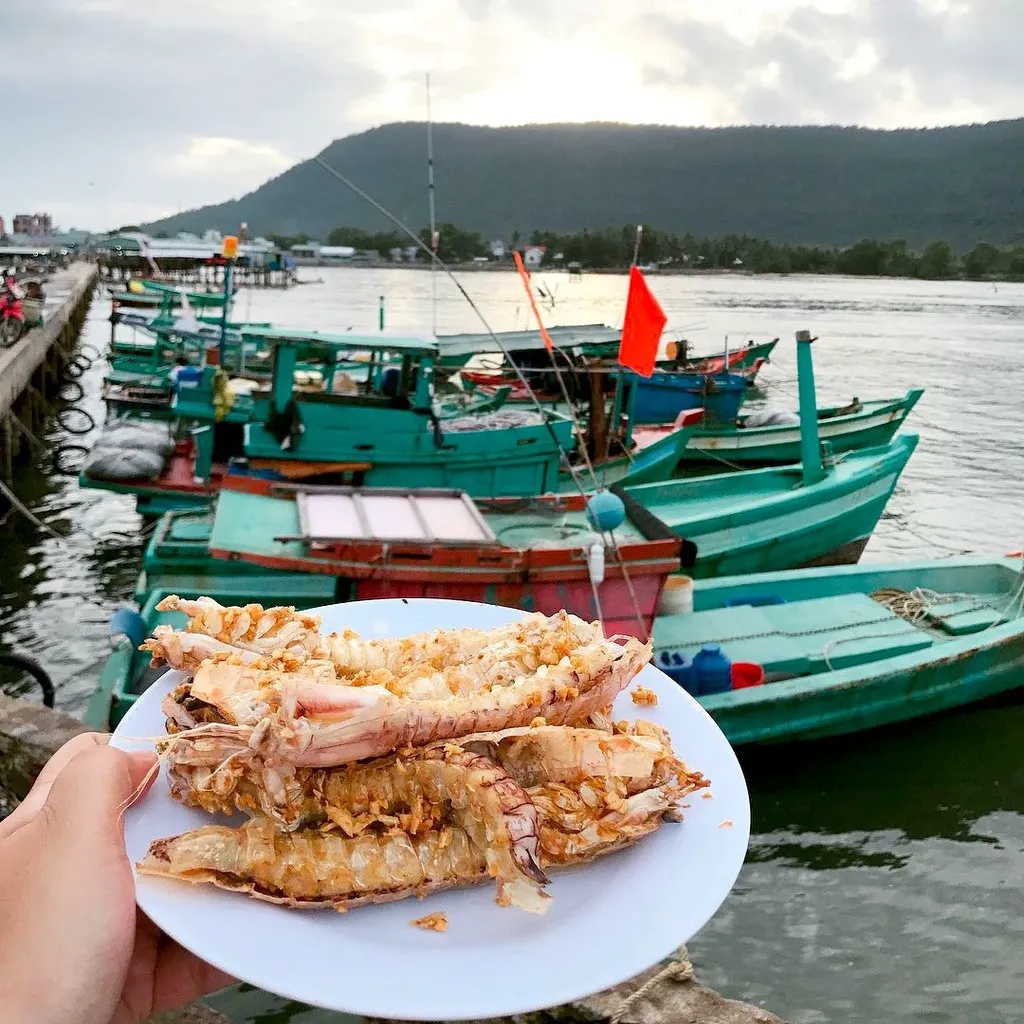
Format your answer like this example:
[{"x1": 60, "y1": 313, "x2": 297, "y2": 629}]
[{"x1": 40, "y1": 745, "x2": 159, "y2": 843}]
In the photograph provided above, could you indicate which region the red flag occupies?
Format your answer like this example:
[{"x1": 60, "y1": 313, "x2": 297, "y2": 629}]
[
  {"x1": 512, "y1": 250, "x2": 554, "y2": 352},
  {"x1": 618, "y1": 266, "x2": 667, "y2": 377}
]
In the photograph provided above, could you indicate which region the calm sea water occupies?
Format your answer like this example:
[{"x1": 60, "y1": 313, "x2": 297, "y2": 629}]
[{"x1": 1, "y1": 268, "x2": 1021, "y2": 1023}]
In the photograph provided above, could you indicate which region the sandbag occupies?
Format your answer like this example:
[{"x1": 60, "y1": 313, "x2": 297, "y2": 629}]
[
  {"x1": 743, "y1": 408, "x2": 800, "y2": 428},
  {"x1": 95, "y1": 422, "x2": 175, "y2": 456},
  {"x1": 83, "y1": 446, "x2": 167, "y2": 482}
]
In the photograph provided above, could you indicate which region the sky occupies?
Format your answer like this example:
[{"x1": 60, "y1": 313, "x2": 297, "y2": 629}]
[{"x1": 4, "y1": 0, "x2": 1018, "y2": 231}]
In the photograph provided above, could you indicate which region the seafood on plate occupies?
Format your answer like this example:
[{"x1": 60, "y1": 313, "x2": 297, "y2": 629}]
[
  {"x1": 145, "y1": 596, "x2": 604, "y2": 681},
  {"x1": 153, "y1": 608, "x2": 651, "y2": 767},
  {"x1": 139, "y1": 721, "x2": 708, "y2": 912},
  {"x1": 135, "y1": 598, "x2": 707, "y2": 916}
]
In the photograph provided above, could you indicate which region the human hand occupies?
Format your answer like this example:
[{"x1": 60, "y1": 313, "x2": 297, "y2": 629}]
[{"x1": 0, "y1": 733, "x2": 233, "y2": 1024}]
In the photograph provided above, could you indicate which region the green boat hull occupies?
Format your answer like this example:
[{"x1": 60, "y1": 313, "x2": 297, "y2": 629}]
[
  {"x1": 685, "y1": 389, "x2": 924, "y2": 466},
  {"x1": 630, "y1": 434, "x2": 918, "y2": 577},
  {"x1": 85, "y1": 509, "x2": 339, "y2": 730},
  {"x1": 653, "y1": 557, "x2": 1024, "y2": 744}
]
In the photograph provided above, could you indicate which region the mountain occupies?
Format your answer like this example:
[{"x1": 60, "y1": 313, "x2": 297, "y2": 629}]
[{"x1": 143, "y1": 120, "x2": 1024, "y2": 249}]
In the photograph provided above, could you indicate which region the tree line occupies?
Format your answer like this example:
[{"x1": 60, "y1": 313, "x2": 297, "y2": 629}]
[{"x1": 265, "y1": 224, "x2": 1024, "y2": 281}]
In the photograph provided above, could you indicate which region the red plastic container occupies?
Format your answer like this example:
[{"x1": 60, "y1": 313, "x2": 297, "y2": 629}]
[{"x1": 731, "y1": 662, "x2": 765, "y2": 689}]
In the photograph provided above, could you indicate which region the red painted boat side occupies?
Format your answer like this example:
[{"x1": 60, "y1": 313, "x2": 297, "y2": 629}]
[{"x1": 353, "y1": 575, "x2": 665, "y2": 639}]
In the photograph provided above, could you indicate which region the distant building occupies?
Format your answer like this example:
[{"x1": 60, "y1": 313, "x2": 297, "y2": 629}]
[
  {"x1": 404, "y1": 245, "x2": 420, "y2": 262},
  {"x1": 13, "y1": 213, "x2": 53, "y2": 236},
  {"x1": 0, "y1": 217, "x2": 5, "y2": 239},
  {"x1": 523, "y1": 244, "x2": 546, "y2": 268},
  {"x1": 319, "y1": 246, "x2": 356, "y2": 263},
  {"x1": 389, "y1": 247, "x2": 405, "y2": 263},
  {"x1": 490, "y1": 239, "x2": 507, "y2": 259}
]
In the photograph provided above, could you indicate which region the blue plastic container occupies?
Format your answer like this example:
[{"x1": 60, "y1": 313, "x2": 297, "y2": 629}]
[
  {"x1": 723, "y1": 595, "x2": 787, "y2": 608},
  {"x1": 656, "y1": 650, "x2": 697, "y2": 696},
  {"x1": 175, "y1": 366, "x2": 202, "y2": 388},
  {"x1": 691, "y1": 644, "x2": 733, "y2": 695},
  {"x1": 631, "y1": 371, "x2": 747, "y2": 425}
]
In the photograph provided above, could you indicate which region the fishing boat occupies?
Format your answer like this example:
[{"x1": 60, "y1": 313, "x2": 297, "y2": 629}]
[
  {"x1": 82, "y1": 325, "x2": 702, "y2": 515},
  {"x1": 653, "y1": 556, "x2": 1024, "y2": 745},
  {"x1": 631, "y1": 370, "x2": 749, "y2": 425},
  {"x1": 107, "y1": 280, "x2": 230, "y2": 311},
  {"x1": 653, "y1": 389, "x2": 923, "y2": 466},
  {"x1": 664, "y1": 338, "x2": 778, "y2": 375},
  {"x1": 83, "y1": 505, "x2": 341, "y2": 729},
  {"x1": 440, "y1": 328, "x2": 775, "y2": 384},
  {"x1": 206, "y1": 482, "x2": 688, "y2": 634},
  {"x1": 206, "y1": 428, "x2": 916, "y2": 596}
]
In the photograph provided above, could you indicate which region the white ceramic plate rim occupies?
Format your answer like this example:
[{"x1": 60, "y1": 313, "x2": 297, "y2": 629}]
[{"x1": 113, "y1": 598, "x2": 750, "y2": 1020}]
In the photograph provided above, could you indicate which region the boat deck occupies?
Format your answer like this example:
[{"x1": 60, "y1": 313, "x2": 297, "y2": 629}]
[{"x1": 655, "y1": 579, "x2": 1015, "y2": 679}]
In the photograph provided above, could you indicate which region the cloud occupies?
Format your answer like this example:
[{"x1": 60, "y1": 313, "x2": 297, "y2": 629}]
[{"x1": 1, "y1": 0, "x2": 1021, "y2": 229}]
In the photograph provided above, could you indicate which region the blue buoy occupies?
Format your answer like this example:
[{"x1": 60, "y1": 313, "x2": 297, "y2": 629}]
[{"x1": 586, "y1": 489, "x2": 626, "y2": 532}]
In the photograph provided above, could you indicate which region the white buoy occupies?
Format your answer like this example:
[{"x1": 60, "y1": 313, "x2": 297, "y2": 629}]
[{"x1": 587, "y1": 540, "x2": 606, "y2": 587}]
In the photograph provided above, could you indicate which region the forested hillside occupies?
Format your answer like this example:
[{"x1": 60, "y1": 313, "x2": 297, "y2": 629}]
[{"x1": 144, "y1": 120, "x2": 1024, "y2": 249}]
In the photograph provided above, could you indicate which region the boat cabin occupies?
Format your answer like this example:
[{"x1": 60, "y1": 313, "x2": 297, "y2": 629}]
[{"x1": 232, "y1": 327, "x2": 577, "y2": 497}]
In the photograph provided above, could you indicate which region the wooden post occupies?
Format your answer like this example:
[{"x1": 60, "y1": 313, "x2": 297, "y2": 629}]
[
  {"x1": 1, "y1": 416, "x2": 13, "y2": 481},
  {"x1": 587, "y1": 366, "x2": 610, "y2": 462}
]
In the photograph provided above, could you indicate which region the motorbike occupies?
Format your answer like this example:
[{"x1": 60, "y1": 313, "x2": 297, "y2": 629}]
[{"x1": 0, "y1": 270, "x2": 26, "y2": 348}]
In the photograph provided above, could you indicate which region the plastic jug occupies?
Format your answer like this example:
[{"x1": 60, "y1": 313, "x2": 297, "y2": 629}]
[
  {"x1": 692, "y1": 644, "x2": 733, "y2": 695},
  {"x1": 656, "y1": 650, "x2": 697, "y2": 696}
]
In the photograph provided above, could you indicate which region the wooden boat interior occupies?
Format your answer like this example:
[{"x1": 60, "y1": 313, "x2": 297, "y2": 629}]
[{"x1": 654, "y1": 559, "x2": 1024, "y2": 680}]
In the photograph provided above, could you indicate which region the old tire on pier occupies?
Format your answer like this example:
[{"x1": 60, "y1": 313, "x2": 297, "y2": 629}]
[
  {"x1": 56, "y1": 407, "x2": 96, "y2": 436},
  {"x1": 0, "y1": 318, "x2": 24, "y2": 348},
  {"x1": 58, "y1": 380, "x2": 85, "y2": 404},
  {"x1": 52, "y1": 443, "x2": 90, "y2": 477},
  {"x1": 0, "y1": 651, "x2": 55, "y2": 708}
]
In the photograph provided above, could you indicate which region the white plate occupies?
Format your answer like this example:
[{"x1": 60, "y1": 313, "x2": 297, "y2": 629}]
[{"x1": 113, "y1": 598, "x2": 750, "y2": 1020}]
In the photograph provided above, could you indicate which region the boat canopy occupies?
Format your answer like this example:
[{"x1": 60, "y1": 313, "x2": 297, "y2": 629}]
[
  {"x1": 436, "y1": 324, "x2": 620, "y2": 365},
  {"x1": 241, "y1": 326, "x2": 439, "y2": 356}
]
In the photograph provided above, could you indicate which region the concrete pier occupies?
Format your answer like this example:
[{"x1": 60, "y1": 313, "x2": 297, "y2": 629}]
[{"x1": 0, "y1": 262, "x2": 97, "y2": 480}]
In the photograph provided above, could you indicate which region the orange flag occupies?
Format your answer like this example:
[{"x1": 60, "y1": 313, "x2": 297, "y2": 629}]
[
  {"x1": 618, "y1": 266, "x2": 667, "y2": 378},
  {"x1": 512, "y1": 250, "x2": 554, "y2": 352}
]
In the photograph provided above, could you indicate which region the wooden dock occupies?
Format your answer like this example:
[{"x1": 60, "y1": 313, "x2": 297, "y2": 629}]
[{"x1": 0, "y1": 262, "x2": 97, "y2": 480}]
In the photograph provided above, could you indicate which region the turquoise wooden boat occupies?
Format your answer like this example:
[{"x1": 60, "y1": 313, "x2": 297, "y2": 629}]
[
  {"x1": 82, "y1": 328, "x2": 579, "y2": 510},
  {"x1": 203, "y1": 432, "x2": 917, "y2": 592},
  {"x1": 487, "y1": 434, "x2": 919, "y2": 577},
  {"x1": 83, "y1": 507, "x2": 340, "y2": 730},
  {"x1": 672, "y1": 389, "x2": 925, "y2": 466},
  {"x1": 109, "y1": 282, "x2": 229, "y2": 311},
  {"x1": 653, "y1": 556, "x2": 1024, "y2": 744},
  {"x1": 86, "y1": 583, "x2": 337, "y2": 731},
  {"x1": 82, "y1": 325, "x2": 701, "y2": 515}
]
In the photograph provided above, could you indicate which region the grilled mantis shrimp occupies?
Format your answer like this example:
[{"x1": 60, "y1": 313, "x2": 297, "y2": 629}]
[
  {"x1": 140, "y1": 722, "x2": 708, "y2": 912},
  {"x1": 145, "y1": 598, "x2": 605, "y2": 691},
  {"x1": 141, "y1": 820, "x2": 490, "y2": 910},
  {"x1": 134, "y1": 597, "x2": 705, "y2": 917},
  {"x1": 165, "y1": 743, "x2": 550, "y2": 911},
  {"x1": 159, "y1": 635, "x2": 650, "y2": 766}
]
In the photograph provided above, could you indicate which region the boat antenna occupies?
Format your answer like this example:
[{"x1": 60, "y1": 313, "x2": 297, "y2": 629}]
[
  {"x1": 426, "y1": 71, "x2": 438, "y2": 335},
  {"x1": 631, "y1": 224, "x2": 643, "y2": 267}
]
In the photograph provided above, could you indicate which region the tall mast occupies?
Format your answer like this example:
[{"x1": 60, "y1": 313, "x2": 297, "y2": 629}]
[{"x1": 426, "y1": 71, "x2": 438, "y2": 335}]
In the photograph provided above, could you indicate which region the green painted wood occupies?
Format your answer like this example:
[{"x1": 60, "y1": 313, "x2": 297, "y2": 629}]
[
  {"x1": 655, "y1": 556, "x2": 1024, "y2": 744},
  {"x1": 684, "y1": 389, "x2": 924, "y2": 465}
]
